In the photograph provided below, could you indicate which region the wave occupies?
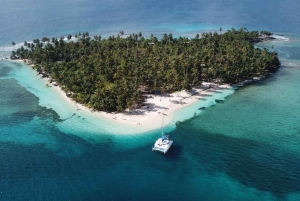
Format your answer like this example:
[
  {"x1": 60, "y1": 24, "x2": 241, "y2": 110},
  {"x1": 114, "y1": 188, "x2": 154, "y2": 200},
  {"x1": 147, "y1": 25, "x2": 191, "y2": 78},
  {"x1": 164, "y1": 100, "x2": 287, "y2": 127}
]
[
  {"x1": 0, "y1": 42, "x2": 27, "y2": 59},
  {"x1": 272, "y1": 34, "x2": 289, "y2": 41},
  {"x1": 0, "y1": 41, "x2": 30, "y2": 52}
]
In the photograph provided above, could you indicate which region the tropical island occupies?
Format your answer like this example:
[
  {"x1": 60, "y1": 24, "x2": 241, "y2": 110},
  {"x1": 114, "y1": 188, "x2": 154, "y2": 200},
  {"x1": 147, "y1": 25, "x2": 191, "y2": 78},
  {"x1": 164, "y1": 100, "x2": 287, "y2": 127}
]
[{"x1": 12, "y1": 28, "x2": 280, "y2": 115}]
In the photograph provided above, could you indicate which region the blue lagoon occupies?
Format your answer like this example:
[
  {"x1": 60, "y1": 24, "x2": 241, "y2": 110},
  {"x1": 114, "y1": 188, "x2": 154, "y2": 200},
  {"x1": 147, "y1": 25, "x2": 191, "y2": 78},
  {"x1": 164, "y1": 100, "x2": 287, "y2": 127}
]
[{"x1": 1, "y1": 0, "x2": 300, "y2": 200}]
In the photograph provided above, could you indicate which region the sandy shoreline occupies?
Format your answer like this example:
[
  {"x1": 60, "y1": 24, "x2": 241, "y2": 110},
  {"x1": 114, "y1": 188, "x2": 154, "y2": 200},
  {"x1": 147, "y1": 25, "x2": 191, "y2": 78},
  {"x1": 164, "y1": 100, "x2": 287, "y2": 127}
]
[
  {"x1": 12, "y1": 59, "x2": 234, "y2": 132},
  {"x1": 48, "y1": 76, "x2": 231, "y2": 131}
]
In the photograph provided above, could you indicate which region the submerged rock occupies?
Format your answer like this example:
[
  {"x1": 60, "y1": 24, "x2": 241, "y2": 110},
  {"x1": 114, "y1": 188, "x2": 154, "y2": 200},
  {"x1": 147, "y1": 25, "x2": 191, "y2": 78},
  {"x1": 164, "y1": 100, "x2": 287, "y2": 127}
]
[{"x1": 215, "y1": 99, "x2": 224, "y2": 103}]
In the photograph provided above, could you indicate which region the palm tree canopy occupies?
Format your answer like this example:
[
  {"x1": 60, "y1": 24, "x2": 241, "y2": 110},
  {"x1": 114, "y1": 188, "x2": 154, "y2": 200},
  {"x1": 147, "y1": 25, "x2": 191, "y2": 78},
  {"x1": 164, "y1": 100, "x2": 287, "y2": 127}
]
[{"x1": 13, "y1": 28, "x2": 280, "y2": 112}]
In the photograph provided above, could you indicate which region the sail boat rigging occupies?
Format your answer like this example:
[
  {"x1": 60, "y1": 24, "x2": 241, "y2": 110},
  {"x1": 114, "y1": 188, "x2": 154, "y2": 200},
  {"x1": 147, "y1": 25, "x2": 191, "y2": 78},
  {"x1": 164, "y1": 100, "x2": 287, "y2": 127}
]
[
  {"x1": 161, "y1": 112, "x2": 165, "y2": 135},
  {"x1": 152, "y1": 113, "x2": 173, "y2": 154}
]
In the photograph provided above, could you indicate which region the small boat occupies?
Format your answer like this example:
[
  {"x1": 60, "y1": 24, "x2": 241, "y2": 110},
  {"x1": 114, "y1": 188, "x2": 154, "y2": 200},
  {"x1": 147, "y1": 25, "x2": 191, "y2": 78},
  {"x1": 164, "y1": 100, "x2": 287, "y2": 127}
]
[
  {"x1": 152, "y1": 135, "x2": 173, "y2": 154},
  {"x1": 152, "y1": 113, "x2": 173, "y2": 154}
]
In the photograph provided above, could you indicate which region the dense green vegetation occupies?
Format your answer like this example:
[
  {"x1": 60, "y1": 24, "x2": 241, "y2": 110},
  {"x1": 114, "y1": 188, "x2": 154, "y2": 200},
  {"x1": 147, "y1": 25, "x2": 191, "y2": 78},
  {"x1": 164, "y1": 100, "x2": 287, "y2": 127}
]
[{"x1": 12, "y1": 28, "x2": 280, "y2": 112}]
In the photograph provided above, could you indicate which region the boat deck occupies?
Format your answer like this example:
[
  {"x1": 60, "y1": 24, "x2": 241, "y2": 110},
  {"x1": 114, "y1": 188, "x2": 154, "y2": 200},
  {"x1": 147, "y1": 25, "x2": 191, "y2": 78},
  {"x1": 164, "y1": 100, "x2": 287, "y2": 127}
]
[{"x1": 152, "y1": 137, "x2": 173, "y2": 154}]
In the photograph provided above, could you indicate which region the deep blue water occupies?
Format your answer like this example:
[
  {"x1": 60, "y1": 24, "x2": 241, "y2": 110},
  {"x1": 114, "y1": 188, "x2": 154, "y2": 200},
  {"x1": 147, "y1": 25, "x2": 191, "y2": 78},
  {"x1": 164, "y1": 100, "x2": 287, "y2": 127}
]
[
  {"x1": 1, "y1": 0, "x2": 300, "y2": 200},
  {"x1": 1, "y1": 0, "x2": 300, "y2": 46}
]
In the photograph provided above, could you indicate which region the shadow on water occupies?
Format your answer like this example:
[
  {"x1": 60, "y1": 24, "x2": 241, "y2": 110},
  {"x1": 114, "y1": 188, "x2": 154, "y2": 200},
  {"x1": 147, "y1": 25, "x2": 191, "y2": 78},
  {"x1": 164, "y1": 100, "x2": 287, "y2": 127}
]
[
  {"x1": 173, "y1": 120, "x2": 300, "y2": 198},
  {"x1": 151, "y1": 142, "x2": 183, "y2": 161}
]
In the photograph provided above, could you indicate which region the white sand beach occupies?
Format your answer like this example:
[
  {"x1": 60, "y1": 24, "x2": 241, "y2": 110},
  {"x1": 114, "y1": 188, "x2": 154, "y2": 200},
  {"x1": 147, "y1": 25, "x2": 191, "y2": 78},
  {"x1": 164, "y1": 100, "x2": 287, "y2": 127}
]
[
  {"x1": 12, "y1": 59, "x2": 234, "y2": 132},
  {"x1": 50, "y1": 78, "x2": 231, "y2": 131}
]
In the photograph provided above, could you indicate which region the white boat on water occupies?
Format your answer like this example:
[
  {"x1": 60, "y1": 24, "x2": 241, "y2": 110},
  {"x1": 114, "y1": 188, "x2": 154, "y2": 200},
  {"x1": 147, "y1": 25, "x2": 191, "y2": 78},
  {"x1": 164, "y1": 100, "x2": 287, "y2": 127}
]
[
  {"x1": 152, "y1": 113, "x2": 173, "y2": 154},
  {"x1": 152, "y1": 135, "x2": 173, "y2": 154}
]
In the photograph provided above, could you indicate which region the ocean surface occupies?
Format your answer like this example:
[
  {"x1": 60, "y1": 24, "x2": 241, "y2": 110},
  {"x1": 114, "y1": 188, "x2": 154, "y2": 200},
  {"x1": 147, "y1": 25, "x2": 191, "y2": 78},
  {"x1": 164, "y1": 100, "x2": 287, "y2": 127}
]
[{"x1": 1, "y1": 0, "x2": 300, "y2": 200}]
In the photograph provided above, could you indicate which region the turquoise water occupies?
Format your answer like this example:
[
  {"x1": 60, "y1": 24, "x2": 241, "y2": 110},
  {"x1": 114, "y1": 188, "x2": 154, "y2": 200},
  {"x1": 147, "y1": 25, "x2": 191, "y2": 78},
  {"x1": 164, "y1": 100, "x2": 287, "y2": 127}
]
[{"x1": 1, "y1": 0, "x2": 300, "y2": 200}]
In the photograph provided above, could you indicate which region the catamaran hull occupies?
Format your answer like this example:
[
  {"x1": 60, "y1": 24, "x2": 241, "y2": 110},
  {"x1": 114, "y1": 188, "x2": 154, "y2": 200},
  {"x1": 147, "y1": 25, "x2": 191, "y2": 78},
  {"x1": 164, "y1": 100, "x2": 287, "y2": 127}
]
[{"x1": 152, "y1": 140, "x2": 173, "y2": 154}]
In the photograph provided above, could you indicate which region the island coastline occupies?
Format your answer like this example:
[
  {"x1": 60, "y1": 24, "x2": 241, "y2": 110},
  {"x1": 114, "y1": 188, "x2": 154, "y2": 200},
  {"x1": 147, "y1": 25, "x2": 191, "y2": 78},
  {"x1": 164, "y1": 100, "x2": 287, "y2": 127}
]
[
  {"x1": 10, "y1": 29, "x2": 280, "y2": 133},
  {"x1": 13, "y1": 59, "x2": 234, "y2": 132}
]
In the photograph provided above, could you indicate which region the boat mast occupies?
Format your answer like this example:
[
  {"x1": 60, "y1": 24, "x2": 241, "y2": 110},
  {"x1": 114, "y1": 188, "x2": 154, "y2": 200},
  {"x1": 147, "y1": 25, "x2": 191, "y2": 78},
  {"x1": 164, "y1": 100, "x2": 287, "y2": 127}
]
[{"x1": 160, "y1": 113, "x2": 167, "y2": 135}]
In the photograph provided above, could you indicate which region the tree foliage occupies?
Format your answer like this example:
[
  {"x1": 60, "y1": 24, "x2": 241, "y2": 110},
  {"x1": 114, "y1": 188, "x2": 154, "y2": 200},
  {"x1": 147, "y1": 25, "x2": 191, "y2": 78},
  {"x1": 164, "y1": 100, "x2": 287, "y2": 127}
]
[{"x1": 13, "y1": 28, "x2": 280, "y2": 112}]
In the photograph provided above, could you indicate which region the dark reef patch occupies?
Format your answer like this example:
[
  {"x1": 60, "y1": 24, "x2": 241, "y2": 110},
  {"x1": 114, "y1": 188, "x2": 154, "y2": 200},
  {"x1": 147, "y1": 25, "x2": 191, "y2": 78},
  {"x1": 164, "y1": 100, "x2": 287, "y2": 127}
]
[
  {"x1": 170, "y1": 122, "x2": 300, "y2": 198},
  {"x1": 0, "y1": 63, "x2": 13, "y2": 77},
  {"x1": 0, "y1": 78, "x2": 61, "y2": 126}
]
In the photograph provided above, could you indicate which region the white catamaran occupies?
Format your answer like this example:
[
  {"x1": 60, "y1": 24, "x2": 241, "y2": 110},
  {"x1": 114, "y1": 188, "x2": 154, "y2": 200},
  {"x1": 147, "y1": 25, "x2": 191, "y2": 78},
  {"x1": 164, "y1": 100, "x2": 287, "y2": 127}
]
[{"x1": 152, "y1": 113, "x2": 173, "y2": 154}]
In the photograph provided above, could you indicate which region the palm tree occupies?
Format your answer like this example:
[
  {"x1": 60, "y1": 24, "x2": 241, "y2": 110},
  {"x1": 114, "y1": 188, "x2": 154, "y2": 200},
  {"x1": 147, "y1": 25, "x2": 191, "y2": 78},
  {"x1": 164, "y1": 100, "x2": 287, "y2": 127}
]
[{"x1": 12, "y1": 29, "x2": 280, "y2": 112}]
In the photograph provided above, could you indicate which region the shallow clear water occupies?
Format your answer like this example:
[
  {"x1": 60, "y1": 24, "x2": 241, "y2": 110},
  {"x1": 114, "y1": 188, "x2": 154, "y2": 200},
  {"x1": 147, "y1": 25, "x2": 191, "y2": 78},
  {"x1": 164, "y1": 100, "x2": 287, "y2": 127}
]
[{"x1": 1, "y1": 0, "x2": 300, "y2": 200}]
